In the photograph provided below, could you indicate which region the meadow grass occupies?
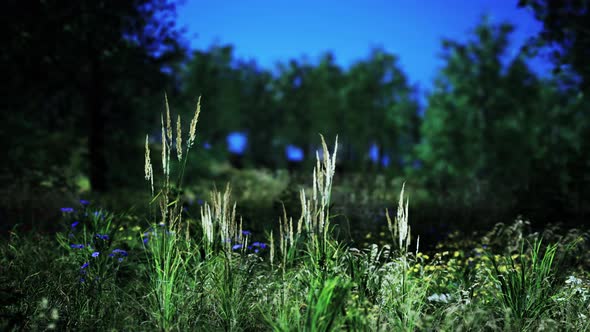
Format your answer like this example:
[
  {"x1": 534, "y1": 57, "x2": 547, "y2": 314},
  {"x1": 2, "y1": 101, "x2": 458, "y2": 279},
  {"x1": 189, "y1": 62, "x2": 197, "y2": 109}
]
[{"x1": 1, "y1": 97, "x2": 589, "y2": 331}]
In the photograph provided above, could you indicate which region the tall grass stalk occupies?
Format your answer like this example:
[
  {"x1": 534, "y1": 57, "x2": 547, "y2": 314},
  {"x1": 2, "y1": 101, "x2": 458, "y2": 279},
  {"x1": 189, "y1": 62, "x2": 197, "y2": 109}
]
[
  {"x1": 298, "y1": 135, "x2": 338, "y2": 273},
  {"x1": 145, "y1": 226, "x2": 186, "y2": 330},
  {"x1": 200, "y1": 184, "x2": 242, "y2": 260},
  {"x1": 142, "y1": 95, "x2": 201, "y2": 331},
  {"x1": 383, "y1": 183, "x2": 427, "y2": 330}
]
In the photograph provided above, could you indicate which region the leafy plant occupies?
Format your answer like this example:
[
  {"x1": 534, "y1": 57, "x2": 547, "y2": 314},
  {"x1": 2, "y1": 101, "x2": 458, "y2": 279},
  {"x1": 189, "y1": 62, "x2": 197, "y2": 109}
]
[{"x1": 489, "y1": 238, "x2": 558, "y2": 330}]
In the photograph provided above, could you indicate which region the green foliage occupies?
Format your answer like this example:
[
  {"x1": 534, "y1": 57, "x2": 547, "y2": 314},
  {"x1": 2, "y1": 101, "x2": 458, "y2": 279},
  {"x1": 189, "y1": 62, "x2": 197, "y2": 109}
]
[
  {"x1": 417, "y1": 17, "x2": 589, "y2": 227},
  {"x1": 2, "y1": 193, "x2": 589, "y2": 330},
  {"x1": 519, "y1": 0, "x2": 590, "y2": 93},
  {"x1": 419, "y1": 18, "x2": 529, "y2": 186},
  {"x1": 177, "y1": 46, "x2": 420, "y2": 172},
  {"x1": 304, "y1": 276, "x2": 350, "y2": 331},
  {"x1": 489, "y1": 239, "x2": 559, "y2": 329}
]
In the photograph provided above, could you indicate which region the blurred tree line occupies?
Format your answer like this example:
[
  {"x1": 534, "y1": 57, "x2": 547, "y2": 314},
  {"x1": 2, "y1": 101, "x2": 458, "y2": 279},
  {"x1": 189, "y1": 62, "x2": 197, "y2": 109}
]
[
  {"x1": 3, "y1": 0, "x2": 185, "y2": 192},
  {"x1": 2, "y1": 0, "x2": 588, "y2": 226}
]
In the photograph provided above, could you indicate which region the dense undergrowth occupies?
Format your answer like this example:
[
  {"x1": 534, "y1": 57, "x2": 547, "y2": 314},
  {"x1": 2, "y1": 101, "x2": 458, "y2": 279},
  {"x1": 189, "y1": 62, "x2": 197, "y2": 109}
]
[{"x1": 1, "y1": 99, "x2": 589, "y2": 331}]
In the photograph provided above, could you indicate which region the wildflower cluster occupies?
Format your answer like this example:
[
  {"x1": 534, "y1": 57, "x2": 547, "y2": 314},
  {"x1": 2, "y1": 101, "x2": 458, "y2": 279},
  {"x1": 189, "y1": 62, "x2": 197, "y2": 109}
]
[
  {"x1": 231, "y1": 230, "x2": 269, "y2": 254},
  {"x1": 57, "y1": 200, "x2": 129, "y2": 285}
]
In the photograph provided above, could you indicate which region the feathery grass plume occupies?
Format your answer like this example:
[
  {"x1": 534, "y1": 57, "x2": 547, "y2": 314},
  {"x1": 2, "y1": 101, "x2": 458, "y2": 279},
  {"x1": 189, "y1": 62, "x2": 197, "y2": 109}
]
[
  {"x1": 161, "y1": 114, "x2": 169, "y2": 178},
  {"x1": 293, "y1": 134, "x2": 338, "y2": 260},
  {"x1": 269, "y1": 231, "x2": 275, "y2": 267},
  {"x1": 281, "y1": 203, "x2": 294, "y2": 248},
  {"x1": 176, "y1": 115, "x2": 182, "y2": 161},
  {"x1": 200, "y1": 204, "x2": 214, "y2": 246},
  {"x1": 144, "y1": 135, "x2": 154, "y2": 196},
  {"x1": 319, "y1": 134, "x2": 337, "y2": 207},
  {"x1": 142, "y1": 95, "x2": 204, "y2": 331},
  {"x1": 385, "y1": 182, "x2": 410, "y2": 252},
  {"x1": 164, "y1": 92, "x2": 172, "y2": 144},
  {"x1": 279, "y1": 219, "x2": 285, "y2": 265},
  {"x1": 188, "y1": 95, "x2": 201, "y2": 147},
  {"x1": 199, "y1": 184, "x2": 239, "y2": 259}
]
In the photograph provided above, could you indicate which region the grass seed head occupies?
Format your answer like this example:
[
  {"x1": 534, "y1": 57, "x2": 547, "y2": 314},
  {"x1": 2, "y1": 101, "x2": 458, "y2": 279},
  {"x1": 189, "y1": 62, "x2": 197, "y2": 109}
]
[
  {"x1": 189, "y1": 96, "x2": 201, "y2": 147},
  {"x1": 176, "y1": 115, "x2": 182, "y2": 161},
  {"x1": 161, "y1": 114, "x2": 169, "y2": 177},
  {"x1": 144, "y1": 135, "x2": 154, "y2": 195},
  {"x1": 269, "y1": 231, "x2": 275, "y2": 267},
  {"x1": 165, "y1": 92, "x2": 172, "y2": 144}
]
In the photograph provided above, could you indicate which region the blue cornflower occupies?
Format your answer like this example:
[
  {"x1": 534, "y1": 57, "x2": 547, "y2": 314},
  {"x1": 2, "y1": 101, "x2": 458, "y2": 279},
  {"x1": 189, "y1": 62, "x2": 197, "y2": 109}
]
[
  {"x1": 70, "y1": 244, "x2": 84, "y2": 249},
  {"x1": 252, "y1": 242, "x2": 268, "y2": 249},
  {"x1": 111, "y1": 249, "x2": 128, "y2": 257},
  {"x1": 61, "y1": 207, "x2": 74, "y2": 213},
  {"x1": 71, "y1": 221, "x2": 79, "y2": 228},
  {"x1": 91, "y1": 251, "x2": 100, "y2": 258},
  {"x1": 96, "y1": 234, "x2": 109, "y2": 240},
  {"x1": 81, "y1": 262, "x2": 89, "y2": 269},
  {"x1": 80, "y1": 278, "x2": 85, "y2": 283},
  {"x1": 242, "y1": 230, "x2": 252, "y2": 236},
  {"x1": 79, "y1": 199, "x2": 90, "y2": 206},
  {"x1": 197, "y1": 199, "x2": 204, "y2": 206},
  {"x1": 118, "y1": 258, "x2": 124, "y2": 263},
  {"x1": 232, "y1": 244, "x2": 243, "y2": 251}
]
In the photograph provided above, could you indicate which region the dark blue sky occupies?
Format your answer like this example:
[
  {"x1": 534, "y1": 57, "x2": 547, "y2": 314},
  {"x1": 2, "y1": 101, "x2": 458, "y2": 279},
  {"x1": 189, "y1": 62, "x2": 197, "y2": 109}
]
[{"x1": 176, "y1": 0, "x2": 552, "y2": 92}]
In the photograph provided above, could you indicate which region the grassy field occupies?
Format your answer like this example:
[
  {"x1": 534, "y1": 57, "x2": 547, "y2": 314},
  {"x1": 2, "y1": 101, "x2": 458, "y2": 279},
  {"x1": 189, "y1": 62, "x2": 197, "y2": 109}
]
[{"x1": 1, "y1": 103, "x2": 589, "y2": 331}]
